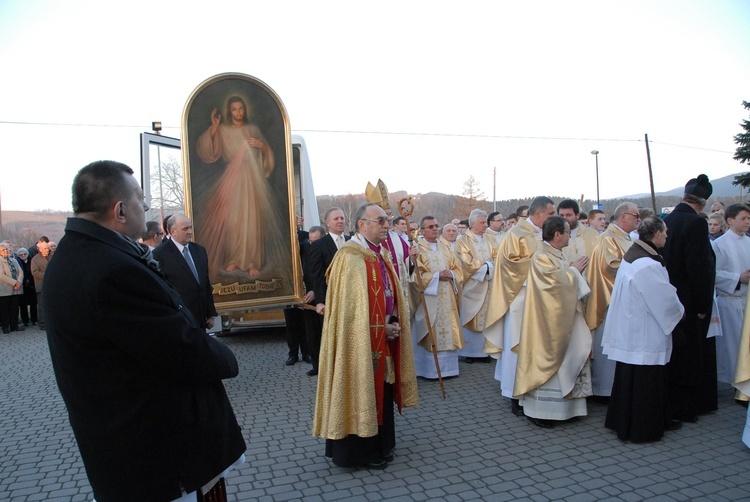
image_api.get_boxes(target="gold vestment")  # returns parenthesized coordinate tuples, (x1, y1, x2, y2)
(483, 218, 542, 354)
(514, 243, 590, 397)
(584, 224, 633, 331)
(455, 231, 498, 332)
(411, 238, 463, 352)
(735, 293, 750, 396)
(312, 240, 418, 440)
(562, 224, 600, 263)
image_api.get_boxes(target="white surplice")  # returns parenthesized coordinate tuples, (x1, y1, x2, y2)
(712, 231, 750, 383)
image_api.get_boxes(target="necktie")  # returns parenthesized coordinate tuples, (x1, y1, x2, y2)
(337, 235, 345, 249)
(182, 246, 199, 282)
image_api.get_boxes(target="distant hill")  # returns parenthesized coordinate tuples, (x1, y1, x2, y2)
(622, 173, 745, 199)
(3, 173, 748, 246)
(0, 211, 70, 248)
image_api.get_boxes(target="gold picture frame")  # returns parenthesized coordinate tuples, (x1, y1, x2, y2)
(182, 73, 303, 312)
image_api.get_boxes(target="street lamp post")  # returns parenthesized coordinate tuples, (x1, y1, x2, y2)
(591, 150, 600, 209)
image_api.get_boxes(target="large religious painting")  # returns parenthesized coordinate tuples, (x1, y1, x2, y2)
(182, 73, 303, 311)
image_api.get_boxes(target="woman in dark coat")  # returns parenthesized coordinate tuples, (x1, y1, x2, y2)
(15, 247, 37, 326)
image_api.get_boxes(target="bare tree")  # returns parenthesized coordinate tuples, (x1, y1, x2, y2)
(0, 222, 44, 249)
(150, 154, 185, 219)
(462, 175, 486, 203)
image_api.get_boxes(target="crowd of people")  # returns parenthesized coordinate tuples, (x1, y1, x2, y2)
(305, 175, 750, 470)
(0, 236, 56, 333)
(4, 163, 750, 499)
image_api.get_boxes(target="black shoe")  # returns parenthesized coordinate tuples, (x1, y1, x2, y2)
(2, 328, 9, 334)
(528, 417, 555, 428)
(675, 414, 698, 423)
(464, 357, 474, 364)
(384, 450, 394, 462)
(13, 326, 25, 332)
(665, 419, 683, 431)
(359, 458, 387, 470)
(285, 356, 298, 366)
(23, 322, 29, 326)
(736, 399, 749, 408)
(307, 369, 318, 376)
(302, 354, 312, 363)
(511, 399, 524, 417)
(478, 357, 492, 363)
(590, 395, 610, 405)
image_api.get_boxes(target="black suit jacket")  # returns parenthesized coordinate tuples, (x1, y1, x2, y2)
(309, 233, 348, 306)
(153, 239, 217, 328)
(300, 238, 315, 300)
(44, 218, 245, 502)
(662, 202, 716, 315)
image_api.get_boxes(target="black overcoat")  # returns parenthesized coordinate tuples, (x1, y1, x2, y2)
(44, 218, 245, 502)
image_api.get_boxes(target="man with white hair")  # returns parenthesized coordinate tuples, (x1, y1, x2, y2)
(585, 202, 639, 401)
(455, 209, 498, 363)
(440, 224, 459, 251)
(31, 241, 52, 330)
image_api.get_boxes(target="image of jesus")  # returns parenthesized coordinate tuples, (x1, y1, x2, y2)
(196, 96, 275, 277)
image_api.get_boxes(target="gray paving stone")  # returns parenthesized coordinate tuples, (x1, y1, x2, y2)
(3, 328, 750, 501)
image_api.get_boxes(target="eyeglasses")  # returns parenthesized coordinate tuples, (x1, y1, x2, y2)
(156, 232, 165, 236)
(422, 224, 439, 230)
(361, 217, 388, 225)
(627, 213, 642, 219)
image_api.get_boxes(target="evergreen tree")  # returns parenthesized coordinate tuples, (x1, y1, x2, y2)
(732, 100, 750, 190)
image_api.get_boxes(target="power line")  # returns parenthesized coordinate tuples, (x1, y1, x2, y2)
(0, 120, 734, 154)
(295, 128, 641, 143)
(0, 120, 159, 129)
(0, 120, 639, 142)
(648, 140, 733, 154)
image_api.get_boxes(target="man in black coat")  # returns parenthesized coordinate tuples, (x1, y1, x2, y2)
(154, 214, 218, 330)
(45, 161, 245, 502)
(308, 207, 348, 376)
(662, 174, 718, 422)
(282, 225, 314, 366)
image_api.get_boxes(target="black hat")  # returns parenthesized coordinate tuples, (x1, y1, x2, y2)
(684, 174, 712, 199)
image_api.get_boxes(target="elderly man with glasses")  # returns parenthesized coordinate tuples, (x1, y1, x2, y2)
(584, 201, 640, 402)
(410, 216, 463, 379)
(313, 203, 418, 470)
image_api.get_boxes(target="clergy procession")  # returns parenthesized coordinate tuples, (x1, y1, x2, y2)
(311, 174, 750, 471)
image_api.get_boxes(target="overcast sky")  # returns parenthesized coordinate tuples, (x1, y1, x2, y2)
(1, 0, 749, 212)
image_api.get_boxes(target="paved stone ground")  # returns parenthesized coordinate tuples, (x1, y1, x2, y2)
(2, 326, 748, 502)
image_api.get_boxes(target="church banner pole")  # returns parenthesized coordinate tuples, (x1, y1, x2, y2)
(397, 197, 446, 399)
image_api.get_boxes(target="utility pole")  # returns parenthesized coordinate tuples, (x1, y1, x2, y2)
(644, 133, 656, 212)
(493, 166, 497, 212)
